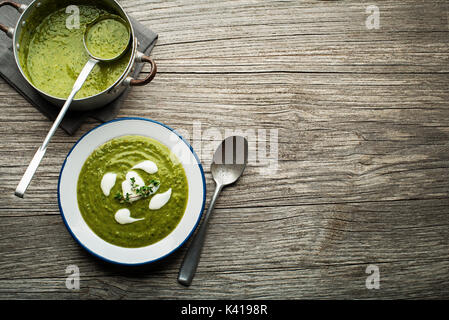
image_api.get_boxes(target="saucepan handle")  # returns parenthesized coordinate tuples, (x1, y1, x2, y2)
(0, 1, 26, 38)
(128, 52, 157, 87)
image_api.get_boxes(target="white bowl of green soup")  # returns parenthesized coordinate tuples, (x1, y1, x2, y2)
(58, 118, 206, 265)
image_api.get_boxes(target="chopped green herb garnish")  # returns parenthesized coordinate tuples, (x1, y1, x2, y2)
(114, 179, 160, 204)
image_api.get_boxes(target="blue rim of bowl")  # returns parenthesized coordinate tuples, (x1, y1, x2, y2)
(57, 117, 207, 266)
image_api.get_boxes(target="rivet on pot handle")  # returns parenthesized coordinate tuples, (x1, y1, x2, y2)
(0, 1, 27, 38)
(125, 51, 157, 87)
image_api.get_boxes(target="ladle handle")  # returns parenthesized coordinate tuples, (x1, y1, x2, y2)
(0, 1, 26, 38)
(178, 183, 223, 286)
(15, 59, 98, 198)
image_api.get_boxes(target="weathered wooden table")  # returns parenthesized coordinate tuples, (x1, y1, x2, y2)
(1, 0, 448, 299)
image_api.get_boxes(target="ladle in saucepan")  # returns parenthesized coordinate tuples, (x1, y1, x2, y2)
(15, 16, 132, 198)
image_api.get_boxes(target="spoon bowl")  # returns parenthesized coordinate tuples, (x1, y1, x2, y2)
(211, 136, 248, 186)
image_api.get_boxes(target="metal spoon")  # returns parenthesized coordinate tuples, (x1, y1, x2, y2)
(15, 16, 131, 198)
(178, 136, 249, 286)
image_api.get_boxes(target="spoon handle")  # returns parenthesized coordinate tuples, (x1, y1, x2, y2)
(15, 59, 98, 198)
(178, 183, 223, 286)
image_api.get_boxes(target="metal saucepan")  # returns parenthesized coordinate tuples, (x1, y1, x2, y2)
(0, 0, 156, 111)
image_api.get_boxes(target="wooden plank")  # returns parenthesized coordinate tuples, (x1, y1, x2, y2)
(0, 199, 448, 299)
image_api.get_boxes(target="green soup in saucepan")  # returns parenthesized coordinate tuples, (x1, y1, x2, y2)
(77, 136, 189, 248)
(23, 5, 131, 99)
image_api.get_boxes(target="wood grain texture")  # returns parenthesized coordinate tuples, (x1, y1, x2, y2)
(0, 0, 448, 299)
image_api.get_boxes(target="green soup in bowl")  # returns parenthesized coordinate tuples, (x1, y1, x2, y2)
(58, 118, 206, 265)
(77, 135, 189, 248)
